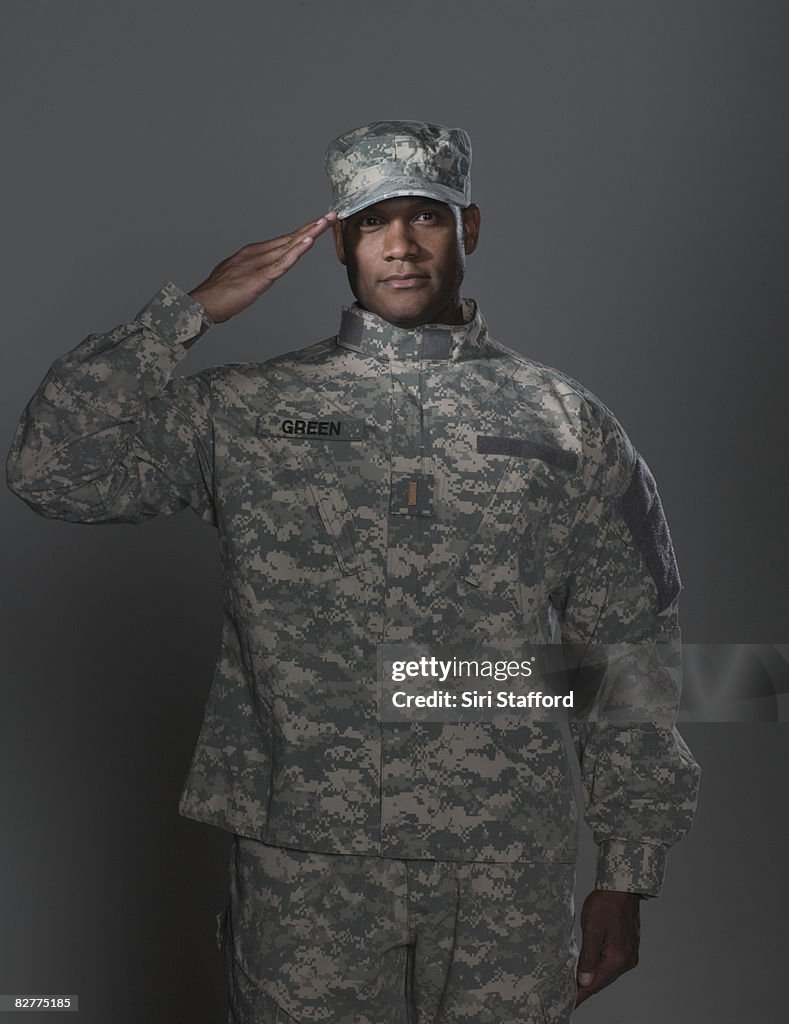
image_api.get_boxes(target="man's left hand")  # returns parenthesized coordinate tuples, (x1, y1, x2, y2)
(574, 889, 641, 1007)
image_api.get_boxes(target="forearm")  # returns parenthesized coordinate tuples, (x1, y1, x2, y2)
(6, 282, 214, 523)
(569, 625, 701, 896)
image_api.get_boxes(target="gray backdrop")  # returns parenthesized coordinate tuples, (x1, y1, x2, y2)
(2, 1, 787, 1021)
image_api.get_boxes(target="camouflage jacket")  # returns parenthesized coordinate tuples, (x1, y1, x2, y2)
(6, 282, 700, 895)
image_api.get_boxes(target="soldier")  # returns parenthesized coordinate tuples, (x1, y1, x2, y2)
(6, 121, 700, 1023)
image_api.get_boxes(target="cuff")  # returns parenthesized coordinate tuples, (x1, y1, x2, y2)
(595, 839, 667, 897)
(134, 281, 214, 350)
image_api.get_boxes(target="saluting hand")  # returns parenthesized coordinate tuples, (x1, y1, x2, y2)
(188, 211, 338, 324)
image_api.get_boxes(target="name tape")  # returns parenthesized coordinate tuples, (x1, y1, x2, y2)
(257, 417, 366, 440)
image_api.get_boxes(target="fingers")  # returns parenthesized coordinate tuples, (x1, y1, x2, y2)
(575, 943, 631, 1006)
(247, 212, 337, 283)
(575, 924, 605, 1005)
(574, 891, 640, 1007)
(188, 211, 339, 322)
(279, 212, 336, 257)
(246, 212, 338, 256)
(261, 231, 318, 279)
(300, 210, 338, 241)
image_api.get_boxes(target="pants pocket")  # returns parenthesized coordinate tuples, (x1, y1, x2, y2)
(216, 904, 229, 951)
(535, 955, 578, 1023)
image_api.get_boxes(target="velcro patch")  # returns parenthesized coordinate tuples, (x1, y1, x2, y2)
(390, 472, 434, 516)
(421, 329, 452, 360)
(617, 455, 681, 612)
(477, 434, 578, 471)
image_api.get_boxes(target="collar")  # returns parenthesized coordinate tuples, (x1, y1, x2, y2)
(335, 297, 488, 362)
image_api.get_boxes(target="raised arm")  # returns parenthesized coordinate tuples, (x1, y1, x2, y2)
(6, 214, 337, 526)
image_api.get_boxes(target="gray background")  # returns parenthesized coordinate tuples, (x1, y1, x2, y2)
(2, 1, 787, 1021)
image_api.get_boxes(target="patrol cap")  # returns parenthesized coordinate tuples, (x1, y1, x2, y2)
(325, 120, 472, 220)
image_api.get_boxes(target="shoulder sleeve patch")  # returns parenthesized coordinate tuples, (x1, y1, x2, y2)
(617, 455, 681, 613)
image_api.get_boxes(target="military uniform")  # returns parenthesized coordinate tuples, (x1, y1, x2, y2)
(6, 121, 700, 1023)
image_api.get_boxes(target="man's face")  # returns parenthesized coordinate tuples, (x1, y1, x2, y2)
(332, 196, 480, 328)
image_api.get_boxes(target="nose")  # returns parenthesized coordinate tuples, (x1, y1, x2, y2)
(382, 218, 420, 261)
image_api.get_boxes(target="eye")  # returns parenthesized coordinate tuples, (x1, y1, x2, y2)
(415, 210, 437, 222)
(358, 215, 383, 228)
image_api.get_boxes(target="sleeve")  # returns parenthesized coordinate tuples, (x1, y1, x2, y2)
(554, 411, 701, 897)
(5, 281, 218, 527)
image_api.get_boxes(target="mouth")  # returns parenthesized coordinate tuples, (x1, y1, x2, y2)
(380, 274, 430, 289)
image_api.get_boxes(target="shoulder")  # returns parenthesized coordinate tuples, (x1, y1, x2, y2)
(181, 334, 343, 397)
(485, 336, 636, 499)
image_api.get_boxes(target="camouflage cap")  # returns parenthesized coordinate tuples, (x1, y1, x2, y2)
(325, 120, 472, 219)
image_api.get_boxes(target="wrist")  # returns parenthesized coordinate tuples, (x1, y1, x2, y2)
(187, 288, 222, 324)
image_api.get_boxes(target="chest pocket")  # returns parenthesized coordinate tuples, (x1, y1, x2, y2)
(457, 438, 579, 588)
(244, 447, 364, 586)
(305, 453, 364, 576)
(457, 459, 531, 588)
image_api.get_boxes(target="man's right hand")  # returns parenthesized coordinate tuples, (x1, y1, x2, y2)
(188, 212, 338, 324)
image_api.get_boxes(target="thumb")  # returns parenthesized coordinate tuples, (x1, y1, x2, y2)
(577, 928, 604, 987)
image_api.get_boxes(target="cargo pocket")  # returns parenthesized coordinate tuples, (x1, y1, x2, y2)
(225, 941, 301, 1023)
(535, 955, 578, 1023)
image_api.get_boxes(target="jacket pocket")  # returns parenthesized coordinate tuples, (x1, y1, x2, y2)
(457, 440, 578, 589)
(304, 452, 364, 576)
(223, 445, 364, 588)
(457, 458, 531, 587)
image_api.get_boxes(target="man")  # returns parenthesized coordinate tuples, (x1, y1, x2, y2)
(6, 121, 700, 1023)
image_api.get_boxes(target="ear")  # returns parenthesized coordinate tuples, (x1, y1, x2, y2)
(461, 204, 481, 256)
(332, 220, 347, 265)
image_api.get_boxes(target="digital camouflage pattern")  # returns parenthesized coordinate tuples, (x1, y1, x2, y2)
(325, 120, 472, 219)
(220, 837, 577, 1023)
(6, 281, 700, 902)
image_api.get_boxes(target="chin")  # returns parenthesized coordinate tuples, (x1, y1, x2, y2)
(374, 297, 439, 328)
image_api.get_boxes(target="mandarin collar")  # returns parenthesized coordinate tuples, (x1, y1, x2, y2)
(336, 298, 488, 362)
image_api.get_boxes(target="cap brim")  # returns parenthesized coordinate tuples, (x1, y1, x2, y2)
(334, 178, 469, 219)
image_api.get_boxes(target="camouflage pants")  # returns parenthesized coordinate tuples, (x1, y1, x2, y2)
(218, 837, 578, 1024)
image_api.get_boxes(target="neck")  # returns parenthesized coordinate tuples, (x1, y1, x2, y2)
(369, 295, 467, 328)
